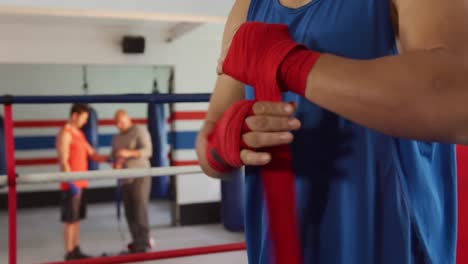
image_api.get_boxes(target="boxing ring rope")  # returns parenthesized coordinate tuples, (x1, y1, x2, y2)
(1, 93, 246, 264)
(12, 165, 202, 185)
(44, 242, 247, 264)
(0, 93, 211, 104)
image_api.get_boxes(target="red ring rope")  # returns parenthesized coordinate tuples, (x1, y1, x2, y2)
(42, 242, 246, 264)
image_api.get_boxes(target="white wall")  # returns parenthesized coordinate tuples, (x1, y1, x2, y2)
(0, 64, 165, 119)
(0, 0, 232, 21)
(0, 22, 171, 65)
(0, 21, 225, 205)
(168, 24, 224, 204)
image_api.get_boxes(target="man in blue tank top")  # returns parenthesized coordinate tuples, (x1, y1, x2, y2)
(196, 0, 468, 263)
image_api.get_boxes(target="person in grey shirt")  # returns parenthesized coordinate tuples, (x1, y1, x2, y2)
(112, 109, 153, 253)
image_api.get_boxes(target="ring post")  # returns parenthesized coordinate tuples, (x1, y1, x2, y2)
(4, 102, 17, 264)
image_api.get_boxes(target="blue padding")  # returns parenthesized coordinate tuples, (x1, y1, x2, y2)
(0, 93, 211, 104)
(99, 135, 113, 147)
(15, 135, 107, 150)
(15, 131, 198, 150)
(14, 136, 55, 150)
(14, 135, 111, 150)
(82, 108, 99, 170)
(0, 115, 6, 175)
(221, 170, 245, 232)
(148, 102, 169, 199)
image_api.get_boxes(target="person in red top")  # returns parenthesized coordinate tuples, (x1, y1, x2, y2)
(55, 103, 108, 260)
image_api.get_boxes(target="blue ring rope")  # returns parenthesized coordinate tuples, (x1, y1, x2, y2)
(0, 93, 211, 104)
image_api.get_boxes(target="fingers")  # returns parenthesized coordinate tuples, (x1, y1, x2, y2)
(245, 115, 301, 132)
(252, 101, 297, 116)
(240, 149, 271, 166)
(242, 131, 294, 148)
(218, 101, 300, 167)
(241, 100, 299, 155)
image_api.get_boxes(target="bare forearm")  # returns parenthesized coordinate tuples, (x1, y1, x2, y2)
(129, 150, 142, 159)
(196, 75, 245, 178)
(119, 149, 149, 159)
(59, 162, 71, 172)
(196, 121, 224, 178)
(306, 48, 468, 143)
(91, 153, 108, 162)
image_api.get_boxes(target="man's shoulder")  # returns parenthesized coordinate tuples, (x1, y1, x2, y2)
(112, 131, 122, 144)
(57, 126, 71, 138)
(133, 125, 149, 134)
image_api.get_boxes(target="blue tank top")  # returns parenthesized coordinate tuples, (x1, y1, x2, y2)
(244, 1, 457, 264)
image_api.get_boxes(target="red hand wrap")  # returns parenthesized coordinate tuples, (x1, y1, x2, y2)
(279, 47, 320, 96)
(222, 22, 313, 264)
(223, 22, 320, 97)
(206, 100, 255, 173)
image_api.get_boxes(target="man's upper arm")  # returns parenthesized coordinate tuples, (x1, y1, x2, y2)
(219, 0, 250, 62)
(137, 127, 153, 158)
(394, 0, 468, 52)
(205, 0, 250, 123)
(85, 140, 96, 156)
(110, 137, 116, 160)
(56, 130, 71, 164)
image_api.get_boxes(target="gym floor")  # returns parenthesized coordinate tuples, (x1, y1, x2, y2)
(0, 201, 247, 264)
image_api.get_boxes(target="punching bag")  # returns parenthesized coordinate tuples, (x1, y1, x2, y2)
(147, 102, 169, 199)
(82, 107, 99, 171)
(221, 169, 245, 231)
(0, 115, 6, 182)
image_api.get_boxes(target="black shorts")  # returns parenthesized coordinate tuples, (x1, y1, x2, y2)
(60, 189, 87, 223)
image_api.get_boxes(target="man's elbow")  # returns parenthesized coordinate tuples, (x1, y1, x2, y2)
(453, 126, 468, 145)
(436, 114, 468, 144)
(137, 149, 151, 159)
(58, 161, 69, 171)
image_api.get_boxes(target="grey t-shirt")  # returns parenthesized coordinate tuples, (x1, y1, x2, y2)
(111, 125, 152, 169)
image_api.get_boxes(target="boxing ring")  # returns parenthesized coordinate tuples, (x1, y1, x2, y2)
(0, 94, 246, 264)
